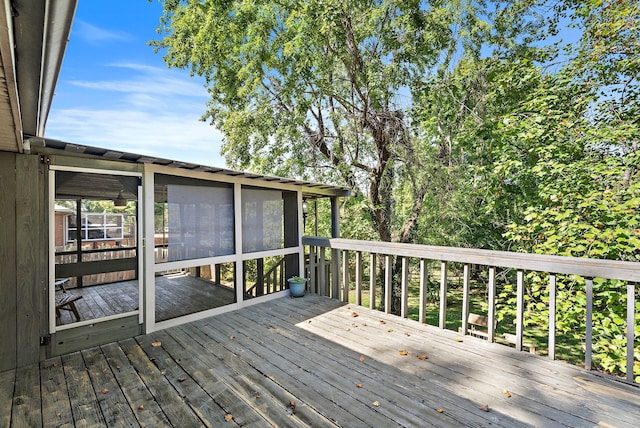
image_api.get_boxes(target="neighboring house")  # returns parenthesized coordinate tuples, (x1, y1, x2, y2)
(0, 1, 348, 371)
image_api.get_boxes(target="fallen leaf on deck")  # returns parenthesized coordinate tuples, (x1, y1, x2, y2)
(372, 401, 380, 407)
(138, 405, 144, 410)
(417, 354, 428, 360)
(359, 355, 366, 362)
(387, 328, 393, 332)
(307, 320, 312, 323)
(436, 408, 444, 413)
(345, 328, 351, 331)
(502, 389, 511, 398)
(356, 383, 363, 388)
(399, 350, 409, 356)
(351, 312, 359, 317)
(454, 337, 464, 342)
(101, 388, 109, 394)
(116, 365, 121, 369)
(225, 414, 233, 421)
(151, 341, 161, 347)
(178, 377, 186, 382)
(160, 370, 166, 375)
(229, 335, 235, 340)
(289, 400, 296, 410)
(379, 320, 386, 324)
(404, 332, 411, 337)
(479, 404, 490, 412)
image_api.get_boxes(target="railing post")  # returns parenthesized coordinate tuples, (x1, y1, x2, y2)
(488, 267, 496, 343)
(384, 255, 392, 314)
(516, 270, 524, 352)
(355, 251, 362, 306)
(627, 282, 635, 383)
(318, 247, 326, 297)
(585, 277, 593, 370)
(439, 261, 447, 329)
(461, 263, 470, 335)
(342, 250, 349, 303)
(369, 253, 376, 310)
(549, 273, 557, 360)
(419, 259, 428, 324)
(401, 257, 409, 318)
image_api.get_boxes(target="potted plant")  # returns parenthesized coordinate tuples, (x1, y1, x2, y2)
(287, 276, 307, 297)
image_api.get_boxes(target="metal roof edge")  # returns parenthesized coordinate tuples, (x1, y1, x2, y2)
(28, 136, 352, 197)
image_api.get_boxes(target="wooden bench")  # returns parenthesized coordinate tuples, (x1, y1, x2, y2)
(55, 278, 82, 321)
(459, 313, 492, 339)
(460, 313, 536, 354)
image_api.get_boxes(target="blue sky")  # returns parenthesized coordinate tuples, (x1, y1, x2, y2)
(46, 1, 226, 167)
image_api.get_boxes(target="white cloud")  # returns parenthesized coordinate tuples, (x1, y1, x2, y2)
(73, 21, 131, 44)
(47, 63, 226, 167)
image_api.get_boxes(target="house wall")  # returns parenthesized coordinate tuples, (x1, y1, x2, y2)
(0, 151, 48, 371)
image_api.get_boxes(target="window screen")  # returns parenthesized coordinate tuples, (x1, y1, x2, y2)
(167, 184, 234, 261)
(242, 188, 283, 253)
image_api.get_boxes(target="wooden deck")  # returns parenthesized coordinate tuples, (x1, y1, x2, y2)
(57, 274, 236, 325)
(4, 295, 639, 427)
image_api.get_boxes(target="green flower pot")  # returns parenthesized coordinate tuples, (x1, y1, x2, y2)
(288, 277, 306, 297)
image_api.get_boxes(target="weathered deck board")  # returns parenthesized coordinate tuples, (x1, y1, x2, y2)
(1, 294, 638, 427)
(0, 369, 15, 426)
(40, 357, 74, 427)
(281, 296, 637, 427)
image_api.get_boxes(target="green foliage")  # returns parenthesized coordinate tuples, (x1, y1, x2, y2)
(155, 0, 639, 380)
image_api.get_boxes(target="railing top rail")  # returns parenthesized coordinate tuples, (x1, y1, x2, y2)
(302, 236, 640, 282)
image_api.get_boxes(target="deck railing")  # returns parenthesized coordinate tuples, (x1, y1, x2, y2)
(302, 236, 640, 384)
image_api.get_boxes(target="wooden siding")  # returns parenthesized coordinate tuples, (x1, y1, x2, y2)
(0, 152, 48, 371)
(1, 295, 638, 427)
(0, 152, 18, 370)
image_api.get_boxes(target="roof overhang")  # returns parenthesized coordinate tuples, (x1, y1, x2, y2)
(0, 0, 77, 153)
(28, 136, 352, 199)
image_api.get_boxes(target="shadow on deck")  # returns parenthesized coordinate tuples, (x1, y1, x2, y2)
(3, 295, 639, 427)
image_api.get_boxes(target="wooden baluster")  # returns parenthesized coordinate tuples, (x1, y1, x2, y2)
(419, 259, 428, 324)
(488, 266, 496, 343)
(331, 249, 340, 299)
(585, 277, 593, 370)
(342, 250, 349, 302)
(369, 254, 376, 310)
(516, 270, 525, 352)
(309, 246, 316, 294)
(384, 255, 392, 314)
(401, 257, 409, 318)
(439, 261, 447, 329)
(461, 264, 470, 336)
(319, 247, 326, 297)
(627, 282, 635, 382)
(549, 273, 557, 360)
(355, 251, 362, 306)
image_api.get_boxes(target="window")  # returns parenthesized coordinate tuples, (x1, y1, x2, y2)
(66, 213, 125, 243)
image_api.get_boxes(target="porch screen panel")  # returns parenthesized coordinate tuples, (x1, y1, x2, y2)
(167, 185, 234, 261)
(242, 188, 283, 253)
